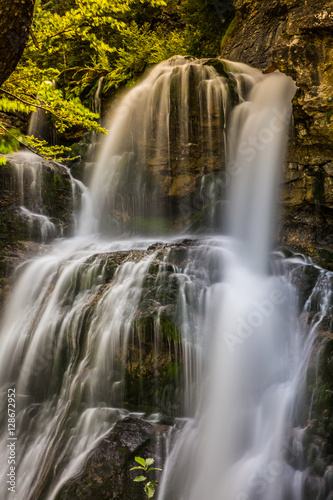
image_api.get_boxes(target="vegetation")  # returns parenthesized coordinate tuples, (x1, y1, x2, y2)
(0, 0, 233, 163)
(130, 456, 162, 499)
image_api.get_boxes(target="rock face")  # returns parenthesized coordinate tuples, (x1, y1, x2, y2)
(62, 240, 199, 416)
(41, 249, 333, 500)
(221, 0, 333, 268)
(303, 334, 333, 499)
(279, 254, 333, 498)
(0, 153, 73, 240)
(57, 417, 172, 500)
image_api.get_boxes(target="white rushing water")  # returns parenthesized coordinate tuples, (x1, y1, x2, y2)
(156, 65, 301, 500)
(81, 56, 235, 236)
(0, 56, 330, 500)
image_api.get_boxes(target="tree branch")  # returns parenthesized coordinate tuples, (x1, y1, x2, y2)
(0, 122, 43, 158)
(0, 88, 64, 124)
(30, 28, 40, 49)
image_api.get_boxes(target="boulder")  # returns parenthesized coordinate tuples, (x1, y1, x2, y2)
(57, 416, 174, 500)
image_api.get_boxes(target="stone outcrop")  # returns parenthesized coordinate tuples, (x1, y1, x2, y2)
(221, 0, 333, 268)
(302, 334, 333, 499)
(0, 154, 73, 239)
(57, 417, 174, 500)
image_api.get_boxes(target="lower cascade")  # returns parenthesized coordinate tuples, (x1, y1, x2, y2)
(0, 56, 332, 500)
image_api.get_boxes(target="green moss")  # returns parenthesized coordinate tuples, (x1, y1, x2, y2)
(280, 32, 294, 40)
(203, 59, 229, 78)
(159, 314, 181, 342)
(127, 217, 173, 236)
(117, 446, 128, 453)
(326, 111, 332, 124)
(319, 340, 333, 386)
(221, 11, 243, 50)
(164, 361, 180, 383)
(314, 170, 325, 201)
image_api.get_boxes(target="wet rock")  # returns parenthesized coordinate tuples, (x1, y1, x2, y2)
(302, 334, 333, 494)
(0, 153, 74, 242)
(0, 240, 47, 312)
(288, 263, 321, 311)
(57, 417, 172, 500)
(0, 153, 76, 308)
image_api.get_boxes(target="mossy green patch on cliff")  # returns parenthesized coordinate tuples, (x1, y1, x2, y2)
(127, 217, 173, 236)
(220, 11, 243, 51)
(280, 32, 295, 40)
(203, 59, 229, 78)
(41, 169, 72, 222)
(159, 314, 181, 342)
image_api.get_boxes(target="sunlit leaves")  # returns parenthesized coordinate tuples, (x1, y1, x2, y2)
(0, 97, 35, 114)
(0, 127, 24, 164)
(25, 136, 77, 161)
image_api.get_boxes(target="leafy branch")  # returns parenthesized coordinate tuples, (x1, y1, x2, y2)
(0, 123, 78, 165)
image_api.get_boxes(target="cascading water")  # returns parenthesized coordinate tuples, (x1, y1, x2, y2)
(8, 151, 58, 243)
(28, 81, 58, 146)
(0, 56, 330, 500)
(81, 56, 234, 236)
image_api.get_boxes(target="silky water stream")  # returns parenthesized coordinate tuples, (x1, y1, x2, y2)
(0, 57, 331, 500)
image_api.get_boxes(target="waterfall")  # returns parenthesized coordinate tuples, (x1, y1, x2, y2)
(81, 56, 234, 236)
(156, 67, 300, 500)
(0, 56, 330, 500)
(28, 81, 57, 146)
(8, 152, 59, 242)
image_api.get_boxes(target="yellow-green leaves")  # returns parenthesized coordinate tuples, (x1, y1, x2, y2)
(0, 97, 35, 114)
(25, 136, 77, 162)
(0, 127, 23, 164)
(130, 456, 162, 499)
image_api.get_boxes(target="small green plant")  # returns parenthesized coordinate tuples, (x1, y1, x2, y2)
(130, 456, 162, 499)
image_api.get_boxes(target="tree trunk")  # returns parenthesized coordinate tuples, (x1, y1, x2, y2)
(0, 0, 35, 87)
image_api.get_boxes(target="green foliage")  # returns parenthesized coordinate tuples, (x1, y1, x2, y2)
(0, 123, 77, 165)
(130, 456, 162, 499)
(25, 136, 76, 162)
(0, 97, 34, 114)
(180, 0, 233, 56)
(221, 10, 243, 50)
(21, 0, 229, 98)
(0, 127, 24, 164)
(0, 0, 234, 163)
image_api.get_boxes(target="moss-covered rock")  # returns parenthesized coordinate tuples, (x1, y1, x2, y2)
(61, 241, 199, 416)
(0, 154, 74, 242)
